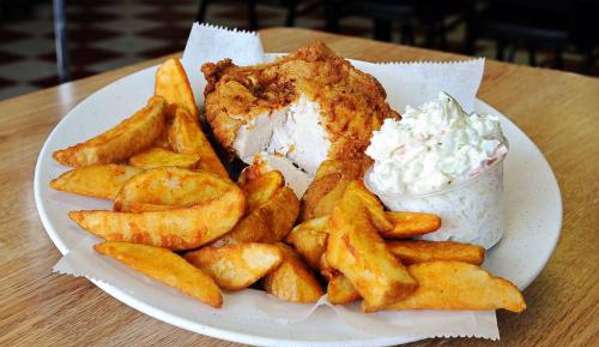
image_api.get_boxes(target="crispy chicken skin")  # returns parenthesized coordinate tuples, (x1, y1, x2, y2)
(201, 41, 400, 161)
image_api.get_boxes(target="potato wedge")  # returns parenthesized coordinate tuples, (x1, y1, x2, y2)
(184, 243, 283, 290)
(263, 243, 324, 303)
(285, 216, 329, 269)
(113, 167, 236, 212)
(70, 188, 246, 251)
(50, 164, 143, 200)
(318, 252, 335, 280)
(327, 273, 361, 305)
(124, 203, 178, 213)
(300, 158, 371, 221)
(155, 57, 199, 118)
(239, 170, 285, 213)
(95, 241, 221, 308)
(326, 181, 417, 311)
(152, 126, 172, 150)
(129, 147, 200, 169)
(345, 179, 393, 233)
(213, 186, 299, 246)
(53, 96, 166, 167)
(367, 261, 526, 313)
(168, 108, 229, 178)
(383, 211, 441, 239)
(387, 240, 485, 265)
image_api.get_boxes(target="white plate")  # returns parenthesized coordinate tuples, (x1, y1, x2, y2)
(34, 57, 562, 347)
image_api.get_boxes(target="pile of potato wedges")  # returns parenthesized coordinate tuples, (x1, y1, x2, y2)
(50, 58, 525, 314)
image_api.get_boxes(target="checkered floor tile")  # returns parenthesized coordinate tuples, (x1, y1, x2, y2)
(0, 0, 596, 100)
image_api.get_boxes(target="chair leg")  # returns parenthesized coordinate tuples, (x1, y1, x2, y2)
(285, 0, 297, 27)
(506, 44, 517, 62)
(583, 48, 595, 74)
(53, 0, 70, 83)
(529, 46, 537, 66)
(196, 0, 209, 23)
(439, 23, 448, 51)
(424, 21, 436, 47)
(401, 25, 414, 45)
(463, 1, 477, 54)
(496, 41, 505, 60)
(373, 19, 392, 42)
(248, 0, 258, 30)
(555, 49, 563, 69)
(324, 0, 340, 32)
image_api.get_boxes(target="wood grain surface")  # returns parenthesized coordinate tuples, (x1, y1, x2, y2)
(0, 28, 597, 347)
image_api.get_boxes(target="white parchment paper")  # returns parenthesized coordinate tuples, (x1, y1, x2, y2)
(54, 23, 499, 341)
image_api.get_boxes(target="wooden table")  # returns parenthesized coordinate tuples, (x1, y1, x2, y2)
(1, 28, 597, 347)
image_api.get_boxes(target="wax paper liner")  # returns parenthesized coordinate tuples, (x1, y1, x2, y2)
(53, 23, 500, 341)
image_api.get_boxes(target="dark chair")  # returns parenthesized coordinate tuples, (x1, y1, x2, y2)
(325, 0, 472, 47)
(571, 0, 599, 73)
(197, 0, 322, 30)
(465, 0, 573, 67)
(53, 0, 70, 82)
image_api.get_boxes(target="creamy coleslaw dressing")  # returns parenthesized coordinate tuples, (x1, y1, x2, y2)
(366, 92, 507, 195)
(365, 92, 508, 249)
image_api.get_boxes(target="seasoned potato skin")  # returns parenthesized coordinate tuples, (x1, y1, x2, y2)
(184, 242, 283, 290)
(263, 243, 324, 303)
(95, 241, 222, 308)
(50, 164, 143, 200)
(71, 187, 246, 251)
(168, 108, 229, 178)
(326, 181, 417, 311)
(53, 96, 166, 167)
(364, 261, 526, 313)
(155, 57, 199, 118)
(213, 186, 299, 246)
(113, 167, 236, 212)
(128, 147, 200, 169)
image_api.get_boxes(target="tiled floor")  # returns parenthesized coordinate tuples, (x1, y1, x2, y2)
(0, 0, 596, 100)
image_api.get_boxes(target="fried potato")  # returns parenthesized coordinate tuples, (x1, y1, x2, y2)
(70, 188, 246, 251)
(184, 243, 283, 290)
(318, 252, 335, 280)
(300, 158, 371, 221)
(367, 261, 526, 313)
(239, 170, 285, 213)
(168, 108, 229, 178)
(155, 57, 199, 118)
(129, 147, 200, 169)
(387, 240, 485, 265)
(113, 167, 235, 212)
(152, 126, 172, 150)
(50, 164, 143, 200)
(327, 273, 361, 305)
(95, 241, 221, 308)
(262, 243, 324, 303)
(383, 211, 441, 239)
(326, 181, 417, 311)
(301, 173, 347, 220)
(284, 216, 329, 269)
(53, 97, 166, 167)
(124, 203, 178, 213)
(213, 186, 299, 246)
(345, 179, 393, 233)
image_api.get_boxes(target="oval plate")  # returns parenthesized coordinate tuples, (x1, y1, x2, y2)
(34, 57, 562, 347)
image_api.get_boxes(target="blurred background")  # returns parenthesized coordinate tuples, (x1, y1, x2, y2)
(0, 0, 597, 100)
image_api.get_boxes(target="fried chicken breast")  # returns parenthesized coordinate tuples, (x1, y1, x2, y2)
(201, 41, 400, 175)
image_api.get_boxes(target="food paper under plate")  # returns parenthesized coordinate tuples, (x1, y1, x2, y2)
(53, 23, 499, 341)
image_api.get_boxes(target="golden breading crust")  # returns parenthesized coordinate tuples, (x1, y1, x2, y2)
(201, 41, 400, 161)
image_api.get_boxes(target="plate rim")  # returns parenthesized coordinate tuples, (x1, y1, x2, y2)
(33, 61, 562, 347)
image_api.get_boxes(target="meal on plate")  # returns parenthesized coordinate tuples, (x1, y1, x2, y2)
(49, 42, 525, 313)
